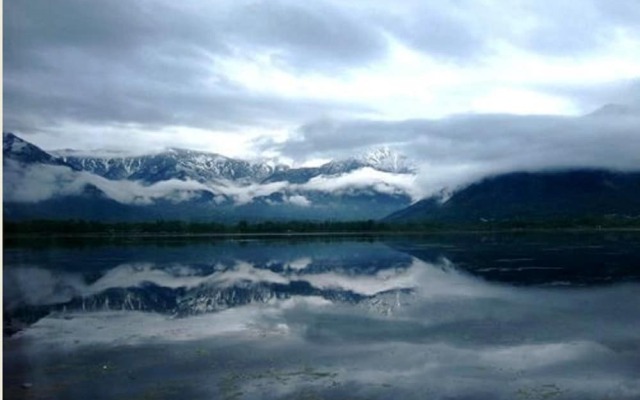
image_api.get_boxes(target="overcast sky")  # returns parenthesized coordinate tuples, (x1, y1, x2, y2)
(4, 0, 640, 179)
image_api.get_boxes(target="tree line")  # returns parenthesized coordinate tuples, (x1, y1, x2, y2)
(4, 216, 640, 236)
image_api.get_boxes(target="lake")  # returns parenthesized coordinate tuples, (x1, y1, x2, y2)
(4, 232, 640, 399)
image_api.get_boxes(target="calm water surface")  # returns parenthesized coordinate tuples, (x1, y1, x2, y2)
(4, 233, 640, 399)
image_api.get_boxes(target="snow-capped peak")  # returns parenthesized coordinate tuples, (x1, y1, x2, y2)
(3, 132, 27, 154)
(357, 147, 416, 174)
(3, 132, 69, 167)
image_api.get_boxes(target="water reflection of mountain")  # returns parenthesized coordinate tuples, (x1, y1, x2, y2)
(4, 240, 416, 334)
(5, 234, 640, 336)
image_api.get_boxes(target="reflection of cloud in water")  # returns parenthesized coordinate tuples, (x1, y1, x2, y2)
(3, 266, 86, 308)
(6, 253, 640, 399)
(11, 258, 640, 348)
(86, 261, 294, 294)
(8, 257, 482, 343)
(286, 257, 312, 271)
(298, 257, 498, 298)
(6, 257, 435, 309)
(16, 296, 332, 348)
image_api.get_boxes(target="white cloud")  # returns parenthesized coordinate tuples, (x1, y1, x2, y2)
(297, 167, 421, 200)
(3, 160, 226, 204)
(219, 181, 289, 205)
(286, 195, 312, 207)
(3, 161, 80, 202)
(3, 267, 86, 308)
(287, 257, 313, 271)
(87, 263, 217, 294)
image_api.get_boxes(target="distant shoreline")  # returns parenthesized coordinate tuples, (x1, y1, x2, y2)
(5, 227, 640, 240)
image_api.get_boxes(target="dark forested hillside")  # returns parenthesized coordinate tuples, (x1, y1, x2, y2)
(385, 170, 640, 224)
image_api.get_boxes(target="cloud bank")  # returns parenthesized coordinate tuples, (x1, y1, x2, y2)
(275, 111, 640, 194)
(4, 0, 640, 159)
(4, 159, 418, 205)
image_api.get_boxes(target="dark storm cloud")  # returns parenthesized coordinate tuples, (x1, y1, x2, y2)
(3, 0, 384, 134)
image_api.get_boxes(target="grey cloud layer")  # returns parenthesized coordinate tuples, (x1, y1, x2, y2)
(276, 112, 640, 193)
(5, 0, 639, 136)
(540, 79, 640, 112)
(4, 0, 382, 134)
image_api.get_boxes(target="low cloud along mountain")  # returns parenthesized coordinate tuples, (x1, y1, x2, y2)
(3, 133, 416, 221)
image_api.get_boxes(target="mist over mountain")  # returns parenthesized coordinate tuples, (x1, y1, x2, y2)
(3, 133, 415, 222)
(385, 170, 640, 224)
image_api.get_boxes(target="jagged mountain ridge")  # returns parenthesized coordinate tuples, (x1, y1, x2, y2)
(53, 147, 291, 184)
(4, 132, 416, 187)
(4, 247, 416, 334)
(4, 278, 406, 336)
(357, 146, 415, 174)
(264, 148, 415, 184)
(3, 133, 415, 221)
(53, 146, 415, 185)
(3, 132, 74, 168)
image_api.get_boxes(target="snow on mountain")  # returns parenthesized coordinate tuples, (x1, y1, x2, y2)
(4, 133, 417, 220)
(50, 143, 416, 187)
(3, 132, 26, 153)
(261, 148, 415, 187)
(53, 147, 291, 184)
(357, 146, 416, 174)
(3, 132, 72, 167)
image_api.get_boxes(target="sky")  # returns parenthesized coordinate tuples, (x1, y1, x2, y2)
(4, 0, 640, 185)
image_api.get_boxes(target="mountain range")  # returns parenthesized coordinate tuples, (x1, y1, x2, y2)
(3, 132, 416, 222)
(5, 132, 640, 225)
